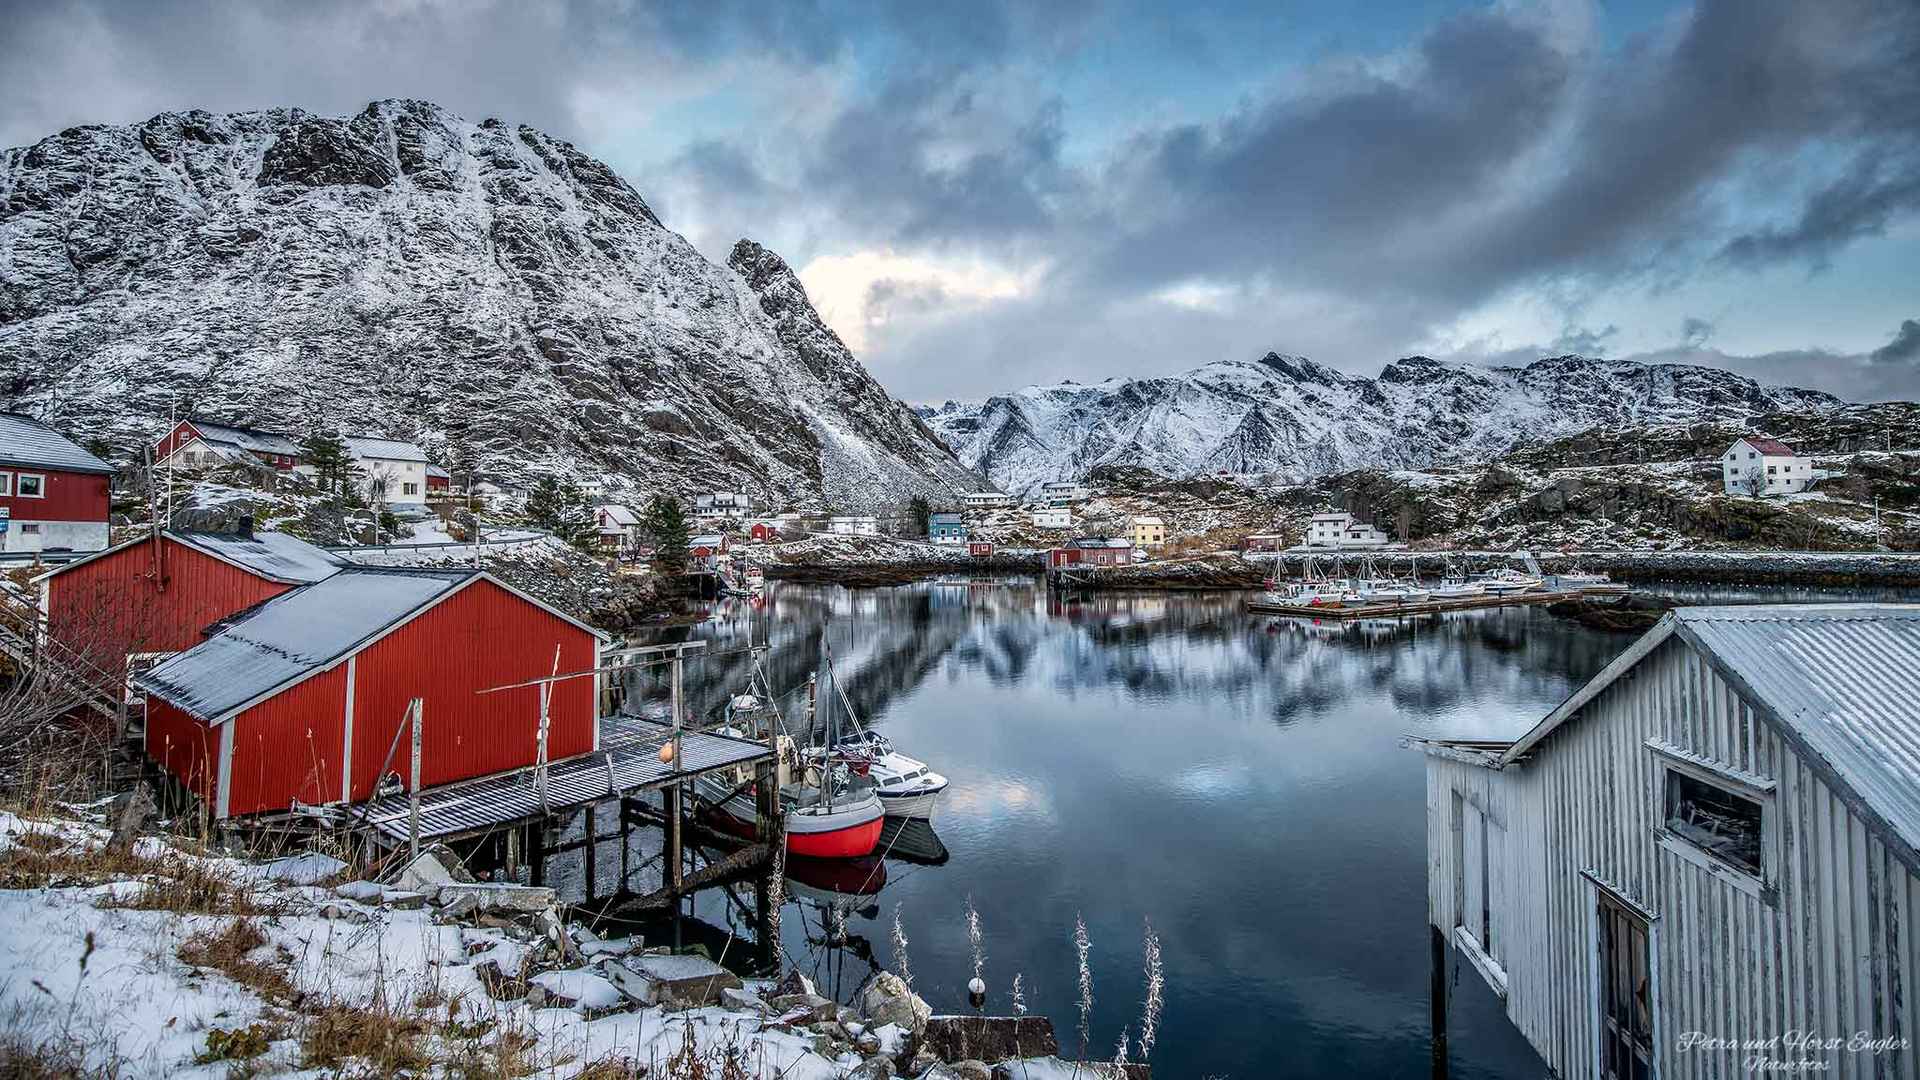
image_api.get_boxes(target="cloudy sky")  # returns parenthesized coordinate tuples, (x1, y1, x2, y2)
(3, 0, 1917, 403)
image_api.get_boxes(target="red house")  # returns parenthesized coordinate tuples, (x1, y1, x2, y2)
(748, 521, 781, 543)
(36, 527, 343, 691)
(968, 541, 996, 558)
(134, 566, 606, 819)
(153, 419, 303, 473)
(426, 464, 452, 491)
(0, 413, 115, 555)
(1048, 538, 1133, 568)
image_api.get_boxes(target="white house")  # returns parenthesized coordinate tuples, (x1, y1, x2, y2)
(1414, 605, 1920, 1080)
(828, 515, 879, 536)
(1038, 481, 1090, 506)
(594, 503, 641, 551)
(694, 492, 754, 523)
(340, 436, 431, 515)
(1721, 437, 1813, 496)
(963, 491, 1012, 509)
(1031, 507, 1075, 529)
(1305, 512, 1391, 549)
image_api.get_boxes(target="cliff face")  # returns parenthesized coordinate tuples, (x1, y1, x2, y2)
(923, 351, 1843, 495)
(0, 99, 977, 511)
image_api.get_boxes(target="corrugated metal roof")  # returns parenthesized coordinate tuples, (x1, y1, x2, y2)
(929, 512, 963, 524)
(426, 463, 451, 479)
(0, 413, 114, 474)
(174, 530, 345, 584)
(359, 716, 773, 842)
(344, 436, 429, 463)
(1675, 605, 1920, 860)
(191, 421, 302, 457)
(1738, 436, 1797, 456)
(136, 568, 473, 721)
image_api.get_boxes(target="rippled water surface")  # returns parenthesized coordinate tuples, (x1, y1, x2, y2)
(581, 580, 1882, 1078)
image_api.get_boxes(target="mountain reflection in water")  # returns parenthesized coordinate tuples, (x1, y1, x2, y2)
(597, 579, 1860, 1078)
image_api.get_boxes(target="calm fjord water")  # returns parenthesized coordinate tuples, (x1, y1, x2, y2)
(604, 580, 1855, 1078)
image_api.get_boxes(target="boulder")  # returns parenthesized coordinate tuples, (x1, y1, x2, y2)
(602, 953, 742, 1007)
(433, 882, 555, 915)
(919, 1016, 1059, 1065)
(395, 844, 475, 896)
(848, 1055, 894, 1079)
(859, 972, 931, 1035)
(774, 969, 818, 999)
(949, 1061, 992, 1080)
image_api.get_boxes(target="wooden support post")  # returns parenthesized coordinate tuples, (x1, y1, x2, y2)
(530, 822, 546, 887)
(665, 786, 683, 895)
(505, 825, 521, 881)
(584, 803, 598, 900)
(620, 799, 631, 892)
(1430, 923, 1449, 1080)
(407, 698, 423, 862)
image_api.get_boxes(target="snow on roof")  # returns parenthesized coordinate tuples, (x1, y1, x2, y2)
(689, 534, 725, 547)
(1072, 537, 1133, 549)
(929, 512, 964, 524)
(1131, 515, 1164, 525)
(173, 530, 346, 584)
(1494, 604, 1920, 870)
(597, 504, 639, 526)
(135, 568, 474, 722)
(343, 436, 429, 462)
(189, 421, 302, 457)
(1739, 436, 1798, 456)
(1310, 512, 1352, 521)
(0, 413, 114, 475)
(426, 463, 450, 479)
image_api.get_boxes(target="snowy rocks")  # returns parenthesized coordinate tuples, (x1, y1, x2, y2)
(529, 969, 624, 1013)
(859, 971, 932, 1035)
(394, 844, 475, 898)
(601, 953, 743, 1008)
(433, 882, 555, 916)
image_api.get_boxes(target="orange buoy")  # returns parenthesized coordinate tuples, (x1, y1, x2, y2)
(658, 742, 677, 765)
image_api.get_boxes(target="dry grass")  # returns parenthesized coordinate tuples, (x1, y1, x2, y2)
(177, 920, 296, 1003)
(0, 828, 288, 917)
(572, 1057, 647, 1080)
(298, 1002, 432, 1073)
(0, 1033, 121, 1079)
(442, 1027, 538, 1080)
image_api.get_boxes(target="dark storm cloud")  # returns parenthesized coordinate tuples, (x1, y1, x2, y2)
(1680, 318, 1715, 348)
(1872, 320, 1920, 367)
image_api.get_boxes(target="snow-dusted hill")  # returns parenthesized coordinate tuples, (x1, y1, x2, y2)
(922, 352, 1842, 495)
(0, 99, 976, 511)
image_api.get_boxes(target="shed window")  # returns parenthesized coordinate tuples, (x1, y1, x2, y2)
(0, 472, 10, 496)
(1665, 769, 1762, 876)
(15, 473, 43, 498)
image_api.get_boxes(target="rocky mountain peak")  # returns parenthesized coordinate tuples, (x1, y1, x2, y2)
(0, 99, 973, 510)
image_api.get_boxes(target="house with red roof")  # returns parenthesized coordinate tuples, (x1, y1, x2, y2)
(1721, 437, 1812, 496)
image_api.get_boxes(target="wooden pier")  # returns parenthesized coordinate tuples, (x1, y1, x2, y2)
(1246, 588, 1594, 619)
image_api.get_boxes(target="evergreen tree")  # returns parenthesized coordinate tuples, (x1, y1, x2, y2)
(643, 495, 692, 575)
(300, 430, 355, 494)
(907, 494, 932, 538)
(525, 476, 595, 548)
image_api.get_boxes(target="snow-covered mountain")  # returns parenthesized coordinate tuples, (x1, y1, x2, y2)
(0, 99, 976, 510)
(921, 352, 1843, 495)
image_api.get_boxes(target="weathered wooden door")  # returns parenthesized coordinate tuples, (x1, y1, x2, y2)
(1597, 891, 1654, 1080)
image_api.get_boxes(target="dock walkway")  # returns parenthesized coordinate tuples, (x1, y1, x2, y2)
(1246, 589, 1592, 619)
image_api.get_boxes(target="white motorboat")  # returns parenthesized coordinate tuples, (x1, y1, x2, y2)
(1478, 568, 1545, 595)
(1265, 579, 1364, 607)
(1355, 577, 1432, 604)
(1551, 568, 1626, 594)
(1430, 578, 1487, 599)
(805, 729, 949, 821)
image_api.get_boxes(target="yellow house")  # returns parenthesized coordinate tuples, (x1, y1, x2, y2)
(1130, 515, 1167, 548)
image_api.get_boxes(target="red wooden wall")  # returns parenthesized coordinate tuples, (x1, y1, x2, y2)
(1, 468, 109, 525)
(226, 666, 349, 816)
(44, 537, 295, 687)
(146, 699, 218, 805)
(346, 579, 597, 801)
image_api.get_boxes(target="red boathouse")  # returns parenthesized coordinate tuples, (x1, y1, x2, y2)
(35, 527, 344, 691)
(134, 566, 606, 819)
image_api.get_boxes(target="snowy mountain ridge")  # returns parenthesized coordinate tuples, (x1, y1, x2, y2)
(0, 99, 976, 511)
(921, 351, 1843, 495)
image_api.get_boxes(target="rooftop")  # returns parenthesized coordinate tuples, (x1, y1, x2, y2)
(37, 528, 345, 586)
(189, 420, 302, 458)
(343, 436, 429, 463)
(136, 568, 476, 721)
(0, 413, 114, 475)
(1739, 436, 1798, 456)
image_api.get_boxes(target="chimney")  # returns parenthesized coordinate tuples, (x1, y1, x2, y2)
(234, 514, 254, 539)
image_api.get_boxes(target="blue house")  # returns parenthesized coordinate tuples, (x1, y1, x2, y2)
(929, 511, 968, 544)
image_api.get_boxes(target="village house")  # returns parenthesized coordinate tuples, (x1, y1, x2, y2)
(694, 492, 754, 524)
(1413, 605, 1920, 1080)
(36, 525, 347, 694)
(967, 540, 996, 558)
(688, 533, 730, 569)
(339, 436, 431, 515)
(1038, 481, 1090, 507)
(963, 491, 1011, 509)
(1243, 532, 1289, 553)
(155, 419, 304, 477)
(828, 515, 879, 537)
(1721, 437, 1813, 496)
(426, 464, 453, 493)
(0, 413, 115, 555)
(1305, 511, 1392, 549)
(748, 519, 783, 543)
(1031, 507, 1075, 530)
(593, 503, 641, 552)
(929, 511, 967, 544)
(1048, 537, 1134, 568)
(1130, 515, 1167, 549)
(134, 565, 605, 819)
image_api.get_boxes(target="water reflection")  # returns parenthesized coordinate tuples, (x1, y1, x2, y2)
(607, 579, 1868, 1078)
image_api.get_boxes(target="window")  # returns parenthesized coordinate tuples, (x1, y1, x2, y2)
(15, 473, 43, 498)
(0, 472, 10, 496)
(1767, 466, 1776, 474)
(1664, 768, 1763, 876)
(402, 482, 419, 496)
(1452, 792, 1505, 993)
(21, 523, 40, 534)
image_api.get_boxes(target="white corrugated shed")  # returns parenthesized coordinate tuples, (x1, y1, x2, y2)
(1419, 603, 1920, 1080)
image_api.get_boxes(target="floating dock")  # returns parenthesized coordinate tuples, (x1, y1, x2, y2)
(1246, 588, 1603, 619)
